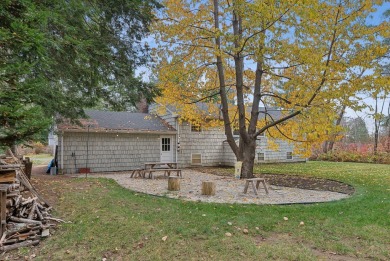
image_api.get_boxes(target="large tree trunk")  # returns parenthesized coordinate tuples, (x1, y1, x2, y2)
(213, 0, 239, 158)
(325, 104, 346, 153)
(323, 140, 329, 153)
(239, 138, 256, 179)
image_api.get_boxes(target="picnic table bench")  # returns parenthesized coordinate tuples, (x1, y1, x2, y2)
(145, 168, 182, 179)
(130, 168, 145, 178)
(129, 162, 181, 179)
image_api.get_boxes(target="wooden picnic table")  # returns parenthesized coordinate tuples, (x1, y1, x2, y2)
(144, 162, 178, 170)
(143, 162, 180, 179)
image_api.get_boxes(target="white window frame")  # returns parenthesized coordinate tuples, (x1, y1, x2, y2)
(190, 123, 202, 133)
(258, 152, 265, 161)
(287, 151, 293, 160)
(191, 153, 202, 165)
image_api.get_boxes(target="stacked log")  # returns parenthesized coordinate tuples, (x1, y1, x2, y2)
(0, 150, 64, 252)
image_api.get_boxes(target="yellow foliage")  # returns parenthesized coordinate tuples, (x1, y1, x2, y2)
(152, 0, 390, 156)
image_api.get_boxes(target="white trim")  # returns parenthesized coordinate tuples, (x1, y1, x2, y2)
(286, 151, 293, 160)
(258, 152, 265, 161)
(60, 133, 64, 170)
(191, 153, 202, 165)
(160, 136, 173, 163)
(175, 117, 179, 163)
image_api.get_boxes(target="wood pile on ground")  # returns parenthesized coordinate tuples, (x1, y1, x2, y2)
(0, 149, 65, 252)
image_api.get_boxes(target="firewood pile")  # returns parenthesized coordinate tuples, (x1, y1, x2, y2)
(0, 150, 64, 252)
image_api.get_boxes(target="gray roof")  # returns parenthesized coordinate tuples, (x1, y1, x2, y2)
(258, 107, 283, 121)
(163, 103, 284, 121)
(59, 110, 176, 132)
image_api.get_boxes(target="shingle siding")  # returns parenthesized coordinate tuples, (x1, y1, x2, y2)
(177, 122, 227, 167)
(57, 105, 305, 174)
(59, 132, 164, 173)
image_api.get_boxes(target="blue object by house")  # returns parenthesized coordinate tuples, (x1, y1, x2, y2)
(46, 159, 55, 174)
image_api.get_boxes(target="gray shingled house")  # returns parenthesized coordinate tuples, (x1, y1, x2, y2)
(57, 110, 177, 173)
(56, 106, 306, 174)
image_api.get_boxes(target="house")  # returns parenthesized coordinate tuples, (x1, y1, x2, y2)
(56, 105, 306, 174)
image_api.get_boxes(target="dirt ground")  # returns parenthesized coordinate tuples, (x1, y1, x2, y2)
(30, 165, 91, 207)
(30, 165, 354, 207)
(199, 167, 355, 195)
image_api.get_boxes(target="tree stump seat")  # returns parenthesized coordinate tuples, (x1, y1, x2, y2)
(243, 178, 269, 195)
(201, 181, 216, 196)
(168, 176, 180, 191)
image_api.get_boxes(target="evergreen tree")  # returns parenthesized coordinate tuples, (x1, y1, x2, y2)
(0, 0, 161, 147)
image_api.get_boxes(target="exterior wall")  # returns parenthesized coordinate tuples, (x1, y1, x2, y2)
(222, 142, 236, 166)
(255, 137, 306, 163)
(58, 132, 175, 174)
(177, 122, 228, 167)
(222, 136, 306, 165)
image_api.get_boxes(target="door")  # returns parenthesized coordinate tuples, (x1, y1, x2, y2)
(160, 136, 173, 163)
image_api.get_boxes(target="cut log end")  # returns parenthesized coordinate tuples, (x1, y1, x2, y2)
(167, 177, 180, 191)
(201, 181, 216, 196)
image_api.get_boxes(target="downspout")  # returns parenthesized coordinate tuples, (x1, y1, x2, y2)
(61, 132, 64, 171)
(176, 116, 179, 164)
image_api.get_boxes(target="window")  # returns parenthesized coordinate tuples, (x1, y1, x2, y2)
(161, 138, 171, 151)
(287, 152, 293, 160)
(191, 124, 202, 132)
(191, 153, 202, 164)
(259, 132, 265, 137)
(258, 152, 265, 161)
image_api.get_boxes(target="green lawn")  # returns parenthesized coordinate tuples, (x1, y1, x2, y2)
(26, 153, 52, 165)
(32, 162, 389, 260)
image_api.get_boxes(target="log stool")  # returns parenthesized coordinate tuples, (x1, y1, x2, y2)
(201, 181, 216, 196)
(168, 176, 180, 191)
(243, 178, 269, 195)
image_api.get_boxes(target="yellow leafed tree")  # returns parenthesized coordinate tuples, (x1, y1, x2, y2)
(153, 0, 389, 178)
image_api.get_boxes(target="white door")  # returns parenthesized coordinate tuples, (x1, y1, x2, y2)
(160, 136, 173, 163)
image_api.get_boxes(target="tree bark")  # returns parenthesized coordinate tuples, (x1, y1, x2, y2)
(323, 140, 329, 153)
(240, 139, 256, 179)
(213, 0, 239, 157)
(327, 105, 346, 152)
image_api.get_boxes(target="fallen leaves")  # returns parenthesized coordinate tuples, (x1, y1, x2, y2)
(162, 236, 168, 242)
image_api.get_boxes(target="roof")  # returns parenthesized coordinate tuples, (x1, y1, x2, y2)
(258, 107, 283, 121)
(58, 110, 176, 133)
(161, 102, 284, 121)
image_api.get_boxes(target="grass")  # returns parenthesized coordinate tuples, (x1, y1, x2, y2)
(29, 162, 389, 260)
(26, 153, 53, 165)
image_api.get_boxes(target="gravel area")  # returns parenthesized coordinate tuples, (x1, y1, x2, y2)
(88, 169, 350, 205)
